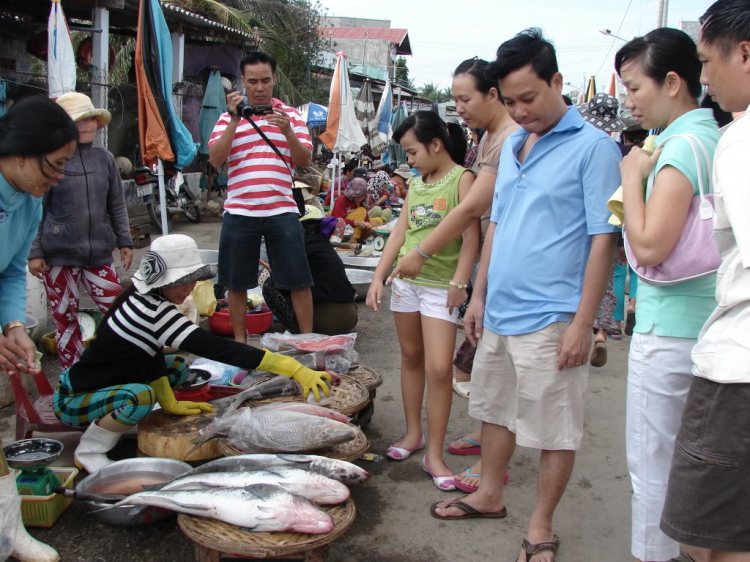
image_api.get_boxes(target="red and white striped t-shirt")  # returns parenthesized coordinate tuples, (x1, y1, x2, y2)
(209, 98, 312, 217)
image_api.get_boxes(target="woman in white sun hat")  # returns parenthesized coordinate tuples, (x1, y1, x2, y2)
(54, 234, 332, 473)
(28, 92, 134, 370)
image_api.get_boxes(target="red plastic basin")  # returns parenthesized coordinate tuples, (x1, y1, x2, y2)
(209, 308, 273, 336)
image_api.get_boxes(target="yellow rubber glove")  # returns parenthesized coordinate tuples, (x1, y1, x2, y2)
(149, 376, 213, 415)
(258, 350, 332, 402)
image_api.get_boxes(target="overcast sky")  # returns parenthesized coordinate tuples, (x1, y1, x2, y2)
(320, 0, 711, 95)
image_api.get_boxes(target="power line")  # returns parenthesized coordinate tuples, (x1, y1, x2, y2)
(594, 0, 634, 78)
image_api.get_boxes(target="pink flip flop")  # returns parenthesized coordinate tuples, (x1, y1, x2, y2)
(454, 469, 511, 493)
(447, 437, 481, 455)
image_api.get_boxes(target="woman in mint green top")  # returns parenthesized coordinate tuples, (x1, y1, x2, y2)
(367, 111, 479, 491)
(616, 29, 719, 562)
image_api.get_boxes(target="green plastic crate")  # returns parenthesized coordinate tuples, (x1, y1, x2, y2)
(20, 467, 78, 527)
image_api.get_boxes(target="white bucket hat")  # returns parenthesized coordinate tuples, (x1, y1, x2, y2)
(55, 92, 111, 129)
(132, 234, 217, 294)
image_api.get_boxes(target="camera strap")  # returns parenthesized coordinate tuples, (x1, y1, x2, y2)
(246, 117, 306, 215)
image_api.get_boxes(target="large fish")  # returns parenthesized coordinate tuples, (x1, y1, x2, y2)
(227, 409, 356, 454)
(250, 403, 350, 424)
(162, 454, 369, 487)
(101, 484, 333, 534)
(153, 467, 350, 505)
(186, 408, 356, 460)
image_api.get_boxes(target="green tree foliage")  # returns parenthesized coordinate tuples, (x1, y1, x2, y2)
(420, 82, 451, 102)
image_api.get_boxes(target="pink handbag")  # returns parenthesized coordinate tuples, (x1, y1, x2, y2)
(624, 133, 721, 286)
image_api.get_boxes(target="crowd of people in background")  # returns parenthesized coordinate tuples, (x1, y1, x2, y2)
(0, 0, 749, 560)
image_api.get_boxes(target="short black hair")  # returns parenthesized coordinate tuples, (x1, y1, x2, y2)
(700, 0, 750, 58)
(615, 28, 702, 99)
(454, 58, 498, 96)
(486, 28, 558, 86)
(240, 51, 277, 75)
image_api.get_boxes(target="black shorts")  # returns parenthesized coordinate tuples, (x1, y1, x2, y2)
(661, 376, 750, 552)
(219, 212, 313, 292)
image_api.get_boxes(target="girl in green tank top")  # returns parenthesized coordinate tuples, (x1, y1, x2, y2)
(367, 111, 479, 490)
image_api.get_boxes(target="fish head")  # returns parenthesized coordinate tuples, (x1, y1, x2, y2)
(306, 473, 351, 505)
(286, 494, 334, 534)
(313, 459, 371, 484)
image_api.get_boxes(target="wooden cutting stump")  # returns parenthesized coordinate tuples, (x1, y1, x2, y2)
(138, 409, 220, 462)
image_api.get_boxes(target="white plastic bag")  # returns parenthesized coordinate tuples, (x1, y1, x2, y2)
(0, 494, 20, 562)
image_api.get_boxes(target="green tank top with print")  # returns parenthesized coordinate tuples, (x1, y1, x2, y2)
(397, 165, 469, 289)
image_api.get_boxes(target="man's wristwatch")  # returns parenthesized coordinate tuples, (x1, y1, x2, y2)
(3, 320, 25, 336)
(449, 281, 468, 290)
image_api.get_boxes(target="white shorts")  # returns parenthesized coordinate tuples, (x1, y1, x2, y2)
(390, 277, 459, 324)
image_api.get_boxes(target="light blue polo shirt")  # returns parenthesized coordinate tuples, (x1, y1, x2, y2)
(485, 106, 621, 336)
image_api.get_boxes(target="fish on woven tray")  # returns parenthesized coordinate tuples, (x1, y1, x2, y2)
(98, 483, 334, 534)
(186, 400, 352, 459)
(161, 454, 369, 486)
(227, 408, 357, 454)
(148, 466, 350, 505)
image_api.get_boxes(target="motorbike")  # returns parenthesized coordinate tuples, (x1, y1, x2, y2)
(134, 166, 201, 231)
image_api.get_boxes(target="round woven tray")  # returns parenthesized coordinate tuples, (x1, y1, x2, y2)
(346, 365, 383, 392)
(178, 499, 356, 558)
(244, 374, 370, 416)
(218, 424, 370, 462)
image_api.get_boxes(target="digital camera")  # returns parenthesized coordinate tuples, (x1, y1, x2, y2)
(237, 96, 274, 119)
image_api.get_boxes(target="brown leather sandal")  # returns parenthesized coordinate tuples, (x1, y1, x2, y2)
(517, 535, 560, 561)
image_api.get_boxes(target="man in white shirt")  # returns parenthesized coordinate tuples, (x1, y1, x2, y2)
(660, 2, 750, 560)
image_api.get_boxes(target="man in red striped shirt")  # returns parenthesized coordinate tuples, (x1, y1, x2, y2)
(209, 52, 314, 340)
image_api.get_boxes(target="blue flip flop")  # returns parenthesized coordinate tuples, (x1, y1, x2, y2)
(447, 438, 481, 455)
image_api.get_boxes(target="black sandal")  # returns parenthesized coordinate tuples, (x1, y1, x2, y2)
(625, 311, 636, 336)
(429, 496, 507, 520)
(517, 535, 560, 561)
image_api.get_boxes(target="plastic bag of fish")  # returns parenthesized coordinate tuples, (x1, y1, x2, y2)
(228, 407, 357, 454)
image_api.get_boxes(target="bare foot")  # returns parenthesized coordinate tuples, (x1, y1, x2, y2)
(448, 430, 481, 451)
(391, 431, 423, 451)
(425, 453, 452, 477)
(518, 523, 557, 562)
(433, 490, 504, 518)
(455, 460, 482, 488)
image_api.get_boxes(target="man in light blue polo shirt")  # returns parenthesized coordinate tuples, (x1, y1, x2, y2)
(430, 29, 620, 560)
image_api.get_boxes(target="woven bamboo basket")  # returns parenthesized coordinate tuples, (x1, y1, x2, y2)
(345, 366, 383, 393)
(178, 499, 356, 558)
(218, 424, 370, 462)
(242, 374, 370, 416)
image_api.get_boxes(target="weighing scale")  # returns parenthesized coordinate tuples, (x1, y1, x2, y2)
(3, 438, 63, 496)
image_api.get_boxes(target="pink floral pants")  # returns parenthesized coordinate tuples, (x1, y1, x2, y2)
(44, 264, 122, 369)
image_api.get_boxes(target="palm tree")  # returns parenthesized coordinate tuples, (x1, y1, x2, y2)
(420, 82, 452, 103)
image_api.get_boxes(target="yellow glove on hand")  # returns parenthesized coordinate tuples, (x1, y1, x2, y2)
(258, 350, 332, 402)
(149, 376, 213, 416)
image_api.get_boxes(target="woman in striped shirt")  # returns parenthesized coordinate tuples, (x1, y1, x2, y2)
(54, 234, 331, 473)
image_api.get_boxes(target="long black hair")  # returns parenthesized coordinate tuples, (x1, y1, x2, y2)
(393, 111, 467, 166)
(615, 28, 702, 99)
(96, 283, 137, 335)
(0, 96, 78, 178)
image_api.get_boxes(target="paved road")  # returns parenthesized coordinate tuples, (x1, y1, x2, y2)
(0, 219, 634, 561)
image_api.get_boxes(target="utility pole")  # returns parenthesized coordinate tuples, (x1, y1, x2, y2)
(657, 0, 669, 27)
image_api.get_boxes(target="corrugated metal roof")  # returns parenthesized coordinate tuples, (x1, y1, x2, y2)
(161, 2, 252, 39)
(318, 27, 411, 55)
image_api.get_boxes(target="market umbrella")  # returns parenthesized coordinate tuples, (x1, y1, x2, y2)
(586, 76, 597, 103)
(47, 0, 75, 99)
(320, 52, 366, 205)
(300, 102, 328, 128)
(372, 79, 393, 157)
(388, 102, 408, 166)
(607, 73, 617, 96)
(135, 0, 198, 233)
(354, 79, 378, 152)
(198, 68, 226, 155)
